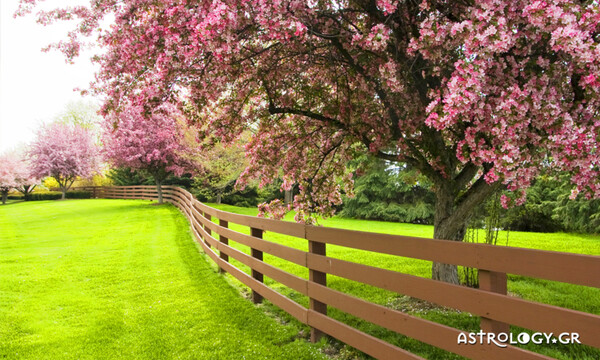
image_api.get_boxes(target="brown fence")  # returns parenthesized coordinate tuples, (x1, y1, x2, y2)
(86, 185, 599, 359)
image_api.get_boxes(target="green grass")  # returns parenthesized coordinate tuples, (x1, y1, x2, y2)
(0, 200, 328, 360)
(2, 199, 598, 360)
(208, 203, 600, 360)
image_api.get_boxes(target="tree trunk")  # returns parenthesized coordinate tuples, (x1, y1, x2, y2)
(216, 192, 222, 204)
(1, 191, 7, 205)
(431, 223, 466, 285)
(427, 172, 503, 285)
(284, 189, 293, 205)
(156, 179, 163, 204)
(431, 189, 468, 285)
(24, 185, 35, 201)
(61, 187, 66, 200)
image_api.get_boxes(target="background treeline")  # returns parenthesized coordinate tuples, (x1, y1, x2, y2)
(342, 158, 600, 234)
(109, 159, 600, 234)
(107, 167, 284, 208)
(499, 175, 600, 234)
(338, 158, 435, 224)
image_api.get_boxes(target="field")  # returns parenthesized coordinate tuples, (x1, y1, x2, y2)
(1, 199, 598, 359)
(0, 200, 326, 360)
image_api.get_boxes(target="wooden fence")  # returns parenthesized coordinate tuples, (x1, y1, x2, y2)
(84, 185, 599, 359)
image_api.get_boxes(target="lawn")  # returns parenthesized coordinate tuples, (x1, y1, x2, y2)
(1, 199, 598, 360)
(0, 200, 327, 360)
(208, 203, 600, 360)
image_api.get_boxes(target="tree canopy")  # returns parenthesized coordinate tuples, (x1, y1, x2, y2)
(28, 122, 99, 199)
(0, 152, 20, 204)
(101, 103, 196, 203)
(20, 0, 600, 283)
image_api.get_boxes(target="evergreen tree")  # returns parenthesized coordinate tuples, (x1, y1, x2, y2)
(340, 158, 435, 224)
(499, 176, 564, 233)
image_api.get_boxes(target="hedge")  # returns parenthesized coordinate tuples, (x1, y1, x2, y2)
(8, 191, 92, 201)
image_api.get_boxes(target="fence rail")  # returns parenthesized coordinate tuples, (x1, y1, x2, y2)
(81, 185, 600, 359)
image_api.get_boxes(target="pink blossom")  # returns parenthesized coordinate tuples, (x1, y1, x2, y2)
(101, 102, 197, 202)
(19, 0, 600, 222)
(28, 122, 99, 198)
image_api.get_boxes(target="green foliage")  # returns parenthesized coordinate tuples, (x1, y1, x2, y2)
(499, 176, 564, 232)
(194, 180, 283, 207)
(460, 174, 600, 234)
(54, 99, 101, 131)
(339, 158, 435, 224)
(192, 136, 249, 203)
(497, 175, 600, 234)
(553, 180, 600, 234)
(107, 167, 153, 186)
(107, 167, 193, 189)
(20, 191, 92, 201)
(6, 194, 24, 200)
(162, 173, 194, 189)
(221, 186, 261, 207)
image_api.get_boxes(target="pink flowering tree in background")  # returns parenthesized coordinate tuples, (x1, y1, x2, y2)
(0, 152, 20, 205)
(19, 0, 600, 283)
(0, 149, 39, 203)
(101, 103, 195, 204)
(11, 149, 40, 199)
(29, 122, 99, 199)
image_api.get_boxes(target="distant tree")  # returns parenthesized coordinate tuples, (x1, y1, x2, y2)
(0, 149, 39, 202)
(533, 174, 600, 233)
(12, 150, 39, 200)
(29, 122, 99, 199)
(107, 167, 152, 186)
(0, 152, 20, 204)
(499, 176, 564, 233)
(554, 195, 600, 234)
(340, 158, 435, 224)
(55, 100, 102, 130)
(193, 136, 248, 204)
(101, 103, 196, 203)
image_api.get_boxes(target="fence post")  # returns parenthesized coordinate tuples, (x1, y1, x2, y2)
(250, 227, 264, 304)
(479, 270, 510, 336)
(203, 212, 212, 246)
(219, 220, 229, 273)
(309, 240, 327, 342)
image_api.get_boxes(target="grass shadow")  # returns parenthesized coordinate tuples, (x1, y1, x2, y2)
(1, 200, 26, 206)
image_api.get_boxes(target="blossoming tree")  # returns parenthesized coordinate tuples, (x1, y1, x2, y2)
(101, 103, 194, 204)
(20, 0, 600, 283)
(29, 122, 99, 199)
(0, 152, 20, 204)
(7, 149, 40, 199)
(14, 169, 40, 200)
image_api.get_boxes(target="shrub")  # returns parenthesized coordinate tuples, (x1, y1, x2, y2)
(65, 191, 93, 199)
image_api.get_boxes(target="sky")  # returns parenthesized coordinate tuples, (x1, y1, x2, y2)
(0, 0, 100, 152)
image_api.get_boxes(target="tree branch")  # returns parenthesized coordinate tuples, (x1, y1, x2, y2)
(453, 163, 479, 190)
